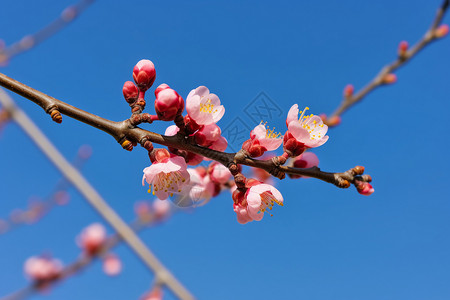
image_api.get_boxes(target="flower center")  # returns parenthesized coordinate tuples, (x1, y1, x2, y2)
(199, 98, 218, 114)
(148, 171, 187, 197)
(298, 107, 324, 140)
(259, 191, 283, 217)
(260, 121, 281, 139)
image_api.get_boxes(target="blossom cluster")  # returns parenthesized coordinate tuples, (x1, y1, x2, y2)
(120, 59, 373, 224)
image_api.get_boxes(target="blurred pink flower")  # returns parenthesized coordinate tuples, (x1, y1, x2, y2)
(24, 256, 63, 282)
(77, 223, 107, 255)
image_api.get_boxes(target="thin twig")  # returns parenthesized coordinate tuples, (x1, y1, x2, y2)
(0, 0, 95, 66)
(0, 89, 195, 300)
(328, 0, 449, 121)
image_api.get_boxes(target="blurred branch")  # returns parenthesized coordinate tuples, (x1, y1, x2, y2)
(0, 89, 194, 300)
(0, 209, 167, 300)
(0, 146, 90, 235)
(326, 0, 449, 124)
(0, 0, 95, 66)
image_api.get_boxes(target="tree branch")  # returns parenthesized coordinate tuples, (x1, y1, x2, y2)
(0, 72, 371, 191)
(327, 0, 449, 121)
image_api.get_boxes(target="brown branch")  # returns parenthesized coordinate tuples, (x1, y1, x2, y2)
(0, 89, 194, 300)
(0, 0, 95, 66)
(328, 0, 449, 121)
(0, 72, 371, 191)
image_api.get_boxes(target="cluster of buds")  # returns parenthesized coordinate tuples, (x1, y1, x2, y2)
(77, 223, 122, 276)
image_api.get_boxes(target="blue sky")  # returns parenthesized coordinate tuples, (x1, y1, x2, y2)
(1, 0, 450, 299)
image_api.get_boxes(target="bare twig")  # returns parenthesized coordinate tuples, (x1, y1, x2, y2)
(0, 89, 194, 300)
(327, 0, 449, 122)
(0, 146, 89, 235)
(0, 0, 95, 66)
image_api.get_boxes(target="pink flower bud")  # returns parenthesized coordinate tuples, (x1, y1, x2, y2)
(398, 40, 408, 57)
(77, 223, 107, 255)
(133, 59, 156, 91)
(382, 73, 397, 84)
(184, 114, 201, 134)
(123, 81, 139, 103)
(343, 84, 354, 98)
(194, 124, 221, 146)
(154, 86, 184, 121)
(102, 253, 122, 276)
(153, 199, 171, 220)
(357, 182, 374, 196)
(435, 24, 449, 38)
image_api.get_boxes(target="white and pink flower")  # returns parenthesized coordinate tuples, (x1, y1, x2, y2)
(285, 104, 329, 149)
(232, 181, 284, 224)
(102, 253, 122, 276)
(208, 162, 232, 184)
(24, 256, 63, 282)
(142, 150, 190, 200)
(186, 86, 225, 125)
(77, 223, 107, 255)
(250, 124, 283, 151)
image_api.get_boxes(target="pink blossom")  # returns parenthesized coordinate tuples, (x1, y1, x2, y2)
(186, 86, 225, 125)
(133, 59, 156, 91)
(285, 104, 329, 150)
(250, 124, 283, 151)
(208, 162, 231, 184)
(194, 123, 222, 146)
(232, 182, 284, 224)
(142, 153, 190, 200)
(289, 152, 319, 179)
(175, 168, 216, 207)
(102, 253, 122, 276)
(77, 223, 107, 254)
(209, 136, 228, 152)
(152, 198, 171, 219)
(246, 183, 284, 221)
(141, 286, 163, 300)
(24, 256, 63, 281)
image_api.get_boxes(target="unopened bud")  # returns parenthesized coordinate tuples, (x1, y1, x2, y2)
(343, 84, 354, 98)
(435, 24, 449, 38)
(382, 73, 397, 84)
(133, 59, 156, 91)
(123, 81, 139, 103)
(154, 86, 184, 121)
(398, 40, 409, 57)
(356, 181, 374, 196)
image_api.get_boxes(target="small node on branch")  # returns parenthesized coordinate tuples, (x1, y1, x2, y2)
(48, 108, 62, 124)
(121, 139, 133, 151)
(139, 137, 154, 153)
(434, 24, 449, 38)
(343, 84, 354, 98)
